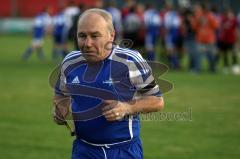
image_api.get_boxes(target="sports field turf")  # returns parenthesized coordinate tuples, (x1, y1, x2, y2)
(0, 34, 240, 159)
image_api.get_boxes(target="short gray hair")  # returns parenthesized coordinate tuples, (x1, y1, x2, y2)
(78, 8, 114, 33)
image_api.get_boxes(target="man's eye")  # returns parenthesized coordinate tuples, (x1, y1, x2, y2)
(92, 34, 100, 38)
(78, 34, 86, 38)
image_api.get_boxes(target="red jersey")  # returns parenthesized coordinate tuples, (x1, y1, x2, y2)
(219, 15, 238, 44)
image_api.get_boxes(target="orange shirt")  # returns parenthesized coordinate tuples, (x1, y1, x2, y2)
(193, 12, 219, 44)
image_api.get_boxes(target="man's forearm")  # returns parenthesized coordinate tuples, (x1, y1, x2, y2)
(127, 96, 164, 115)
(100, 96, 164, 121)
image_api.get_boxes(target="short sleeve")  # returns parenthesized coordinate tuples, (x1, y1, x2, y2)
(128, 52, 161, 97)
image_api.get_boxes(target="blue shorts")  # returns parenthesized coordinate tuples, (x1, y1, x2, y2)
(145, 33, 158, 50)
(71, 137, 143, 159)
(53, 33, 66, 44)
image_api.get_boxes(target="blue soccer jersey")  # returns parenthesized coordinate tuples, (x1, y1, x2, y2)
(144, 9, 161, 51)
(144, 9, 161, 35)
(53, 12, 67, 44)
(33, 13, 51, 39)
(55, 46, 161, 145)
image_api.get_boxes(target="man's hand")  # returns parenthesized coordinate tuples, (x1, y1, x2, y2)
(102, 100, 131, 122)
(102, 96, 164, 122)
(52, 95, 70, 125)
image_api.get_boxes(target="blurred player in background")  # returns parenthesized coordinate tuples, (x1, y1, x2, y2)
(163, 3, 183, 69)
(123, 6, 141, 49)
(105, 0, 123, 42)
(71, 4, 87, 50)
(218, 7, 239, 74)
(52, 6, 68, 60)
(22, 7, 52, 61)
(192, 3, 219, 73)
(144, 3, 161, 61)
(64, 0, 80, 42)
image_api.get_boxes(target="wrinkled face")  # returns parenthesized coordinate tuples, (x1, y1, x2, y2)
(77, 13, 115, 63)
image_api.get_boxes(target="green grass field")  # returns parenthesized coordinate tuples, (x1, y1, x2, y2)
(0, 34, 240, 159)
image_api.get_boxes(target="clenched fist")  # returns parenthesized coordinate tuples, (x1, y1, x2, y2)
(53, 95, 71, 125)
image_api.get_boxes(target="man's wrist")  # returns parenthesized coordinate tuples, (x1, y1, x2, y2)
(124, 102, 133, 115)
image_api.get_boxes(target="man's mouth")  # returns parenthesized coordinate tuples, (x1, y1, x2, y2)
(84, 50, 95, 54)
(83, 51, 97, 57)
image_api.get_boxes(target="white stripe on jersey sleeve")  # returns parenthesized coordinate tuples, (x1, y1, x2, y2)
(129, 70, 142, 78)
(62, 51, 81, 64)
(115, 48, 149, 72)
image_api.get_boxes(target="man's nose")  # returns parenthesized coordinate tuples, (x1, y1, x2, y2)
(84, 37, 93, 47)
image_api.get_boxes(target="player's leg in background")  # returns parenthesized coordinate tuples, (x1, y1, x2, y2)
(22, 46, 33, 61)
(36, 42, 45, 61)
(52, 36, 59, 60)
(231, 44, 240, 74)
(145, 33, 155, 61)
(62, 42, 68, 58)
(206, 44, 217, 73)
(222, 47, 229, 74)
(22, 39, 35, 61)
(36, 49, 45, 61)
